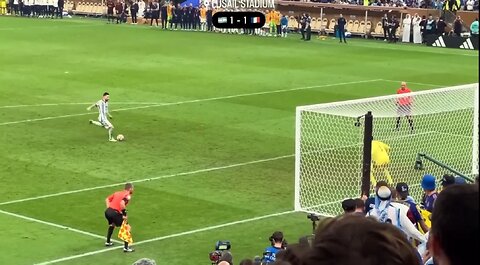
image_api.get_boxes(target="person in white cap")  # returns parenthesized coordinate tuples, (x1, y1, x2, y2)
(367, 185, 427, 244)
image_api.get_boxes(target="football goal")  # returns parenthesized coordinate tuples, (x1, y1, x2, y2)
(294, 84, 479, 216)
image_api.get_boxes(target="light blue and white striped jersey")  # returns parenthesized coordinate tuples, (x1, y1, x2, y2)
(95, 99, 109, 122)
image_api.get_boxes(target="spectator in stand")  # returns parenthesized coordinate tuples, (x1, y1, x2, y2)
(413, 13, 422, 43)
(471, 18, 479, 36)
(421, 174, 438, 213)
(367, 185, 426, 243)
(381, 13, 389, 41)
(425, 14, 437, 36)
(364, 180, 389, 213)
(428, 184, 478, 265)
(402, 14, 412, 42)
(453, 16, 463, 36)
(219, 251, 233, 265)
(304, 215, 421, 265)
(436, 17, 447, 35)
(454, 176, 467, 184)
(130, 0, 138, 24)
(239, 259, 253, 265)
(395, 182, 429, 233)
(262, 231, 286, 264)
(149, 0, 159, 27)
(440, 174, 456, 190)
(388, 15, 399, 43)
(466, 0, 474, 10)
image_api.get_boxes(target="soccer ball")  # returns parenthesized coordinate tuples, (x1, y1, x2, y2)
(116, 134, 125, 141)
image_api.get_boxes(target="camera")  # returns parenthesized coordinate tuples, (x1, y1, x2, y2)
(209, 241, 231, 264)
(414, 158, 424, 170)
(307, 213, 320, 222)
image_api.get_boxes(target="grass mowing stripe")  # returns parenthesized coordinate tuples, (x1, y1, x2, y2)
(381, 79, 444, 87)
(0, 79, 381, 126)
(0, 154, 294, 206)
(33, 210, 297, 265)
(0, 209, 121, 243)
(0, 131, 437, 206)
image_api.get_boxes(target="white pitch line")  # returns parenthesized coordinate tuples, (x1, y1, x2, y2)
(0, 130, 438, 206)
(33, 210, 297, 265)
(0, 209, 121, 243)
(0, 154, 294, 206)
(381, 79, 444, 87)
(0, 102, 163, 109)
(0, 79, 382, 127)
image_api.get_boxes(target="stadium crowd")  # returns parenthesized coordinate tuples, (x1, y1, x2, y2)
(209, 174, 478, 265)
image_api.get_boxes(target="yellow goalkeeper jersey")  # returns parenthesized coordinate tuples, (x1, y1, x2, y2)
(372, 140, 390, 165)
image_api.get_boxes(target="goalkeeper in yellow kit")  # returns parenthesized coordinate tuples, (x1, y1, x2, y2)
(371, 140, 393, 187)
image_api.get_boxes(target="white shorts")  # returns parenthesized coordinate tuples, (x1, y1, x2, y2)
(99, 117, 113, 129)
(200, 17, 206, 23)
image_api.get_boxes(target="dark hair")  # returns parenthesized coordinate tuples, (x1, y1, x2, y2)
(103, 92, 110, 96)
(305, 215, 420, 265)
(219, 251, 233, 265)
(239, 259, 253, 265)
(270, 231, 284, 243)
(431, 184, 478, 265)
(354, 198, 365, 209)
(376, 181, 388, 189)
(125, 183, 133, 190)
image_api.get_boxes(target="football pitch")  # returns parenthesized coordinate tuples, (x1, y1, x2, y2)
(0, 16, 478, 265)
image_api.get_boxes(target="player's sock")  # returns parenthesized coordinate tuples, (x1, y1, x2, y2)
(408, 118, 414, 132)
(106, 226, 114, 243)
(395, 117, 401, 130)
(90, 120, 103, 127)
(108, 128, 113, 140)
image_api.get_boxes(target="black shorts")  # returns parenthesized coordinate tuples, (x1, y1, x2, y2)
(107, 8, 114, 15)
(105, 208, 123, 227)
(397, 104, 412, 116)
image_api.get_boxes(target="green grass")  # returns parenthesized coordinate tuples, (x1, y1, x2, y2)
(0, 16, 478, 265)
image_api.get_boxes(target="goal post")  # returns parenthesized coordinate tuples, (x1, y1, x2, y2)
(294, 84, 479, 216)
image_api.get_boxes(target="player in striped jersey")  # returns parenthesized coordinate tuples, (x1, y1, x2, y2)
(87, 92, 117, 142)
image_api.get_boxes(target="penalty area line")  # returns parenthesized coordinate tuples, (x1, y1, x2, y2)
(33, 210, 297, 265)
(0, 209, 121, 243)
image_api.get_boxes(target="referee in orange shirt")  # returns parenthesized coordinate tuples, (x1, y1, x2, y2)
(395, 82, 414, 133)
(105, 183, 134, 252)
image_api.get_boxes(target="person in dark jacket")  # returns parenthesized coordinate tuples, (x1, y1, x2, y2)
(337, 13, 347, 43)
(436, 17, 447, 35)
(381, 13, 389, 41)
(206, 6, 212, 31)
(57, 0, 64, 18)
(453, 16, 463, 36)
(130, 0, 138, 24)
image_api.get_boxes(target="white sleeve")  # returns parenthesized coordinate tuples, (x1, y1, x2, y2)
(399, 211, 426, 243)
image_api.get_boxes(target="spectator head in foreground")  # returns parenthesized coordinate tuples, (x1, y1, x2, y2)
(132, 258, 156, 265)
(454, 176, 467, 185)
(395, 182, 410, 200)
(239, 259, 253, 265)
(219, 251, 233, 265)
(305, 215, 420, 265)
(429, 184, 478, 265)
(440, 174, 456, 189)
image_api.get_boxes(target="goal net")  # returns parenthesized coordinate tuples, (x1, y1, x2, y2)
(294, 84, 479, 217)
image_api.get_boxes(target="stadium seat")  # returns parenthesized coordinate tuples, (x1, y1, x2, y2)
(365, 21, 372, 35)
(371, 21, 383, 37)
(325, 18, 336, 34)
(357, 21, 365, 35)
(351, 20, 360, 34)
(311, 18, 320, 32)
(321, 18, 328, 30)
(346, 20, 354, 32)
(289, 16, 296, 29)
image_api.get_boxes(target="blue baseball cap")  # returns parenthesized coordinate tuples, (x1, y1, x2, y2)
(454, 176, 467, 184)
(421, 174, 436, 190)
